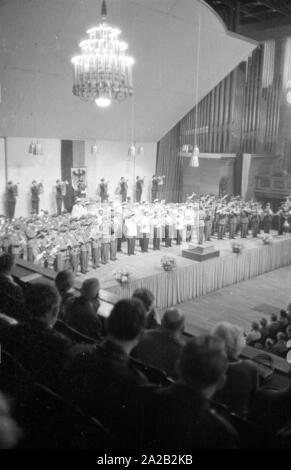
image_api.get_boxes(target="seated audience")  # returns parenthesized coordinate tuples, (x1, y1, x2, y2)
(212, 322, 259, 418)
(279, 310, 289, 331)
(268, 314, 281, 340)
(0, 253, 24, 320)
(145, 335, 238, 449)
(271, 332, 287, 357)
(0, 283, 72, 391)
(132, 288, 160, 329)
(246, 321, 261, 345)
(63, 277, 102, 340)
(62, 298, 148, 447)
(259, 318, 270, 344)
(132, 307, 186, 379)
(55, 270, 78, 320)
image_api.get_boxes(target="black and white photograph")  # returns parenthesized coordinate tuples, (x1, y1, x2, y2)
(1, 0, 291, 454)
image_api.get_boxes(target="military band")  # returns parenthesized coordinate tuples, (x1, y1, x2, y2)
(1, 192, 291, 275)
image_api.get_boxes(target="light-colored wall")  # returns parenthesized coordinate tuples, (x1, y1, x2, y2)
(1, 138, 157, 217)
(84, 141, 157, 202)
(6, 138, 61, 217)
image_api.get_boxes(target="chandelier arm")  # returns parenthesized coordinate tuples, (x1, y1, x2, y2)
(101, 0, 107, 21)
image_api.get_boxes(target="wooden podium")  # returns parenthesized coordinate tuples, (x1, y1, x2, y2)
(182, 242, 220, 262)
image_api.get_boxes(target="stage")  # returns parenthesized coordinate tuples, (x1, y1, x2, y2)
(77, 232, 291, 309)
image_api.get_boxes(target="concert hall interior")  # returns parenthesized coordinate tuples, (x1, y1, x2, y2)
(2, 0, 291, 451)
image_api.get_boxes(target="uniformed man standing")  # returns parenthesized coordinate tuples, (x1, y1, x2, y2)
(119, 177, 128, 203)
(135, 176, 145, 203)
(151, 175, 159, 202)
(31, 180, 43, 214)
(99, 178, 109, 203)
(6, 181, 18, 220)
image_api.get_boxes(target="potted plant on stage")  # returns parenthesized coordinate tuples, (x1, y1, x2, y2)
(258, 233, 274, 245)
(114, 268, 131, 284)
(231, 241, 243, 254)
(161, 255, 176, 271)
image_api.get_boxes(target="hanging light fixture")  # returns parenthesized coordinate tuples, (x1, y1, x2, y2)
(71, 0, 134, 108)
(189, 4, 201, 169)
(28, 140, 43, 155)
(189, 144, 199, 168)
(28, 141, 35, 155)
(90, 142, 98, 155)
(128, 142, 136, 158)
(137, 145, 144, 156)
(35, 141, 43, 155)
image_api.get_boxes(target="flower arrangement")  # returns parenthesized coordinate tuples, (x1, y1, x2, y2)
(114, 268, 131, 284)
(258, 233, 274, 245)
(231, 241, 243, 254)
(161, 255, 176, 271)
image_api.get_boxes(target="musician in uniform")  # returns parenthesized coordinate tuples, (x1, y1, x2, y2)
(151, 175, 159, 202)
(99, 178, 109, 203)
(151, 211, 162, 250)
(123, 213, 137, 255)
(139, 210, 151, 253)
(240, 210, 249, 238)
(250, 209, 261, 238)
(228, 211, 237, 239)
(30, 180, 43, 215)
(6, 181, 18, 220)
(119, 177, 128, 203)
(262, 203, 273, 233)
(135, 176, 145, 203)
(55, 180, 68, 216)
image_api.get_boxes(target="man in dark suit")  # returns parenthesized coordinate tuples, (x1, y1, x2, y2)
(145, 335, 238, 449)
(119, 177, 128, 203)
(135, 176, 145, 203)
(132, 308, 186, 379)
(0, 253, 24, 320)
(61, 298, 148, 447)
(6, 181, 18, 220)
(63, 277, 102, 340)
(0, 283, 72, 392)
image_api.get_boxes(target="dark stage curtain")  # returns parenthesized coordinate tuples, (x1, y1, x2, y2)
(61, 140, 74, 212)
(155, 124, 182, 203)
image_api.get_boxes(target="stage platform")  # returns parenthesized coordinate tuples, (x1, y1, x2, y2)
(75, 232, 291, 309)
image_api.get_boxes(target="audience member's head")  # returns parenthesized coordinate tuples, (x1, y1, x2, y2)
(276, 332, 286, 342)
(251, 321, 260, 331)
(24, 283, 60, 327)
(287, 325, 291, 338)
(106, 298, 146, 351)
(0, 392, 22, 449)
(132, 288, 154, 312)
(178, 335, 228, 397)
(260, 318, 268, 328)
(81, 278, 100, 301)
(55, 270, 75, 297)
(161, 308, 185, 335)
(0, 253, 13, 276)
(212, 322, 245, 360)
(280, 310, 288, 320)
(271, 313, 278, 322)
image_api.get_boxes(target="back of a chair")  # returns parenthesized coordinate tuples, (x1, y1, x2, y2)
(130, 357, 174, 386)
(0, 350, 120, 448)
(54, 319, 97, 345)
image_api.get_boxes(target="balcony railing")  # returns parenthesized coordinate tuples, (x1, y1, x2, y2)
(255, 176, 291, 196)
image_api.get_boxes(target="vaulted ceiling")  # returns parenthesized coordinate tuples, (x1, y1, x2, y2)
(0, 0, 256, 142)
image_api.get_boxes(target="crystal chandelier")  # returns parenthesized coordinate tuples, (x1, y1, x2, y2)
(71, 0, 134, 108)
